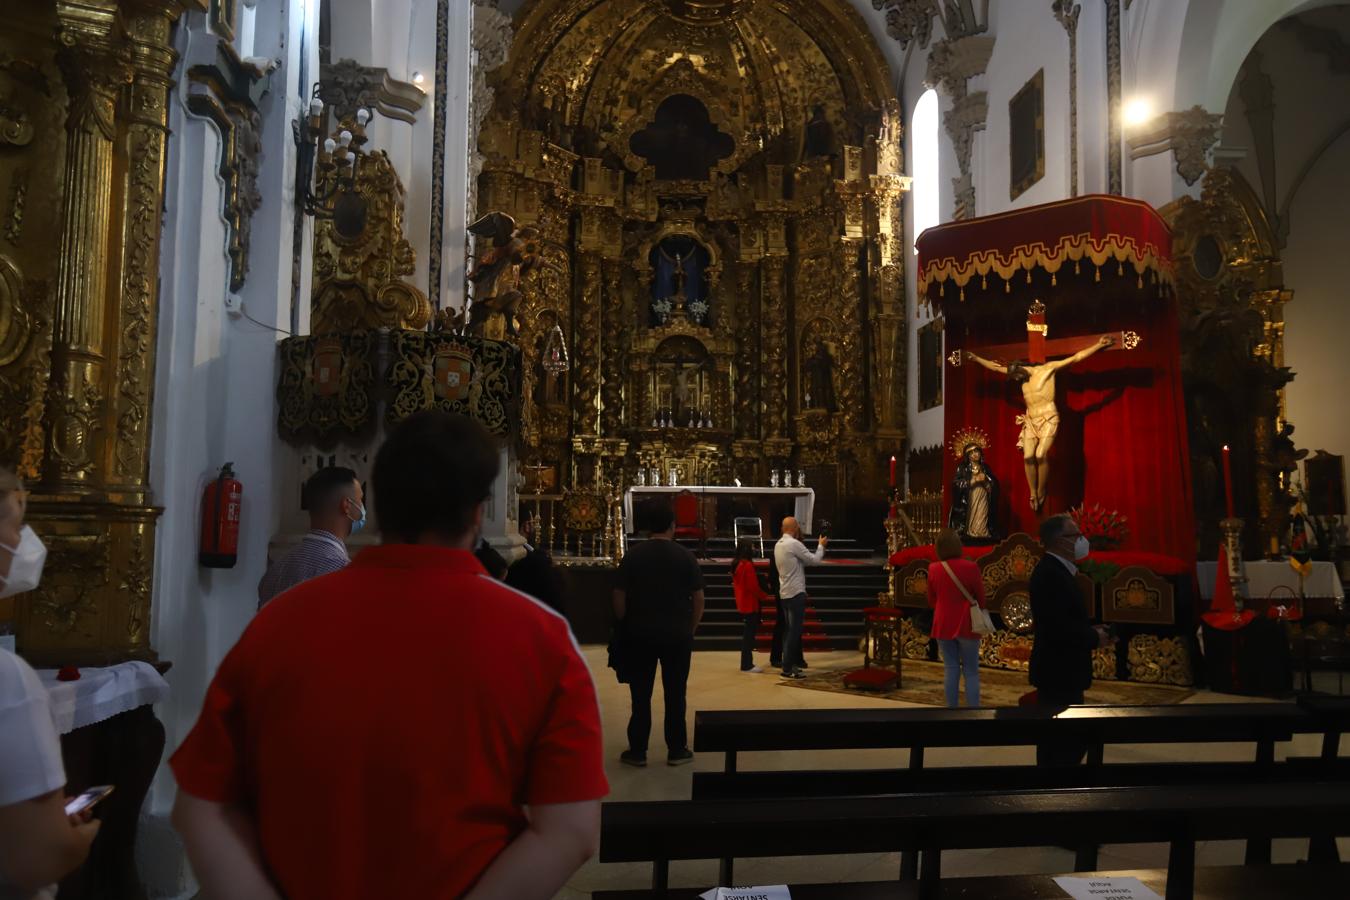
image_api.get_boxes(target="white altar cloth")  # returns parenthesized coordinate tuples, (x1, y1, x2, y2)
(1195, 560, 1344, 601)
(623, 486, 816, 534)
(37, 661, 170, 735)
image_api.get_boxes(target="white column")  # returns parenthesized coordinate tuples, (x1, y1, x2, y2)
(438, 0, 473, 311)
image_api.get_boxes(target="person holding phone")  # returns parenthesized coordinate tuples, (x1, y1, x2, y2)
(0, 467, 101, 899)
(773, 516, 827, 680)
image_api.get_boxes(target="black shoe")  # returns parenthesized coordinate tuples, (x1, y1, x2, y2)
(796, 660, 809, 669)
(783, 669, 807, 680)
(620, 750, 648, 767)
(769, 659, 782, 669)
(667, 748, 695, 766)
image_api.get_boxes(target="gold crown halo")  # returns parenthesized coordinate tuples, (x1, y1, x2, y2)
(949, 426, 991, 460)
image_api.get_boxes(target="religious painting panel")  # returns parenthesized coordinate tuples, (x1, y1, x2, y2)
(895, 558, 929, 609)
(917, 317, 944, 411)
(1304, 451, 1346, 518)
(1009, 69, 1045, 201)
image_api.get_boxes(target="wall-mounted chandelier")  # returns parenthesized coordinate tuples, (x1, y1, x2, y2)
(294, 85, 373, 235)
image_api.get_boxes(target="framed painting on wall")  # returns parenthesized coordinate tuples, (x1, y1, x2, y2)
(918, 317, 944, 411)
(1009, 69, 1045, 200)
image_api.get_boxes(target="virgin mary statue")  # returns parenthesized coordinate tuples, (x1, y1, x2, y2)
(949, 440, 999, 543)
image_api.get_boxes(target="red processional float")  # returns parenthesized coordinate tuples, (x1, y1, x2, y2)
(881, 195, 1214, 688)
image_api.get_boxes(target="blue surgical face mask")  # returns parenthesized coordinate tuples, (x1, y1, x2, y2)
(348, 500, 367, 536)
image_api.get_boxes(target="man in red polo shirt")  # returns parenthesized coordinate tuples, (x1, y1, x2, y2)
(170, 412, 608, 899)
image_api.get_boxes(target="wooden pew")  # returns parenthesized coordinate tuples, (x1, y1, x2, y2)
(598, 781, 1350, 899)
(593, 865, 1350, 900)
(692, 704, 1307, 773)
(691, 703, 1315, 880)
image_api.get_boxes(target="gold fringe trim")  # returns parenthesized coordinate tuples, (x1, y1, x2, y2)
(919, 232, 1176, 300)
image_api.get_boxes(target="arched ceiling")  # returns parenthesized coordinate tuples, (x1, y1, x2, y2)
(494, 0, 895, 175)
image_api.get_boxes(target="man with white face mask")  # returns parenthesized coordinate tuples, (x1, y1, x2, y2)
(1028, 513, 1113, 765)
(0, 468, 101, 898)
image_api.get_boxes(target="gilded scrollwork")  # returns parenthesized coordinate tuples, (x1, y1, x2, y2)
(387, 330, 520, 439)
(1127, 634, 1193, 686)
(277, 331, 376, 441)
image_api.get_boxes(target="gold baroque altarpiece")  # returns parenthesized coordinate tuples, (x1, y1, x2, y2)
(0, 0, 202, 665)
(479, 0, 909, 516)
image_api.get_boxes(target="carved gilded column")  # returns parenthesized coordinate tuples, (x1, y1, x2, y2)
(573, 251, 602, 440)
(731, 262, 758, 440)
(837, 239, 865, 433)
(600, 258, 623, 434)
(47, 10, 128, 488)
(16, 0, 192, 666)
(761, 254, 789, 440)
(109, 5, 176, 494)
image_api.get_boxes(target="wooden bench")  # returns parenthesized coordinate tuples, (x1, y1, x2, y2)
(691, 703, 1323, 880)
(592, 864, 1350, 899)
(692, 704, 1309, 774)
(598, 781, 1350, 899)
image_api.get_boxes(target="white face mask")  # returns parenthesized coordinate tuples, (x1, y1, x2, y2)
(0, 525, 46, 598)
(1072, 535, 1091, 561)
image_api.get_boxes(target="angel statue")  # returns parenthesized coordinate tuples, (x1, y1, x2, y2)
(949, 428, 999, 543)
(466, 212, 564, 339)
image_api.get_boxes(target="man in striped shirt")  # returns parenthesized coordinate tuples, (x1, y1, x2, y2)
(257, 467, 364, 609)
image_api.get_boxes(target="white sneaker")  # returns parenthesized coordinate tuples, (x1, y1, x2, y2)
(742, 666, 764, 674)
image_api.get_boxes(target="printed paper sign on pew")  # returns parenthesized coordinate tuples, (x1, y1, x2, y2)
(1052, 876, 1163, 900)
(698, 886, 791, 900)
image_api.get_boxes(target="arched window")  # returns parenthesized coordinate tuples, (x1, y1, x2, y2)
(911, 88, 939, 251)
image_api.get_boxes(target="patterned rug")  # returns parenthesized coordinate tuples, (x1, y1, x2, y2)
(780, 658, 1194, 707)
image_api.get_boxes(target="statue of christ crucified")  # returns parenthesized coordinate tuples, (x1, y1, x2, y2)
(966, 334, 1115, 512)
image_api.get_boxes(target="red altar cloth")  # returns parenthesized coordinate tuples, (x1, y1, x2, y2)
(916, 196, 1195, 564)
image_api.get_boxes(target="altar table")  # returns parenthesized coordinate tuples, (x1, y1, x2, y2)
(624, 486, 815, 534)
(1196, 560, 1344, 606)
(37, 661, 170, 900)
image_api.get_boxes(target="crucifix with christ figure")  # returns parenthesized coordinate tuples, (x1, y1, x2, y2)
(950, 300, 1141, 512)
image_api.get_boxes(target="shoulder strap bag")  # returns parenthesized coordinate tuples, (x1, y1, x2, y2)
(940, 560, 995, 636)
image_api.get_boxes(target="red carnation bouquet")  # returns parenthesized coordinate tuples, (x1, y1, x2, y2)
(1069, 503, 1129, 551)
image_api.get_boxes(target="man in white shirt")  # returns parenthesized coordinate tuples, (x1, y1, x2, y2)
(0, 468, 100, 898)
(773, 516, 827, 679)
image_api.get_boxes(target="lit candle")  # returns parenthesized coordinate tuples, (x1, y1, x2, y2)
(1222, 444, 1235, 519)
(889, 455, 896, 488)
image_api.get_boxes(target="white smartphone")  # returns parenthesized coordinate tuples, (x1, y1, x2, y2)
(64, 785, 114, 817)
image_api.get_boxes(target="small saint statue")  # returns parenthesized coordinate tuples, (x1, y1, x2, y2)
(966, 335, 1114, 511)
(802, 339, 837, 412)
(949, 441, 999, 543)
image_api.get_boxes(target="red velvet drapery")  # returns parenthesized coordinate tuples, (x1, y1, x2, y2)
(920, 197, 1194, 564)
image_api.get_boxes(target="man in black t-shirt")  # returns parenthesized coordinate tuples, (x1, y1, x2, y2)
(613, 502, 705, 767)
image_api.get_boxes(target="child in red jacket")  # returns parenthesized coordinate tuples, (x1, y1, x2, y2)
(732, 539, 772, 672)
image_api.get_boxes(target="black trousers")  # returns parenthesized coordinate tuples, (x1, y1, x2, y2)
(769, 595, 806, 668)
(626, 635, 693, 755)
(740, 611, 761, 670)
(1035, 687, 1087, 766)
(780, 592, 808, 673)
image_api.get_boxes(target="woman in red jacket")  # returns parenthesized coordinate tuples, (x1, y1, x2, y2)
(927, 528, 987, 707)
(732, 539, 772, 673)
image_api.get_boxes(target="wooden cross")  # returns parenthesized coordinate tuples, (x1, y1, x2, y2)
(947, 300, 1140, 368)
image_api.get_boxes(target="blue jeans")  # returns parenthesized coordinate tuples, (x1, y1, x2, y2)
(780, 592, 807, 674)
(938, 638, 981, 708)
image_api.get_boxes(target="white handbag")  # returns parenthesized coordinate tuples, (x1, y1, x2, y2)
(940, 560, 995, 636)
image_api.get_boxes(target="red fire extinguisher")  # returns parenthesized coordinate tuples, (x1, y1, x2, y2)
(199, 463, 242, 569)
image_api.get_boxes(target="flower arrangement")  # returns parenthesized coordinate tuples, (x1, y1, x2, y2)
(1069, 502, 1129, 551)
(687, 297, 709, 323)
(651, 297, 673, 322)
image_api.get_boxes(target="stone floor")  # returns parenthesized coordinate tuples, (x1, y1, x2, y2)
(561, 646, 1346, 898)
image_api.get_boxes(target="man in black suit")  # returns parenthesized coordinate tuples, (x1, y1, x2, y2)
(1029, 513, 1112, 765)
